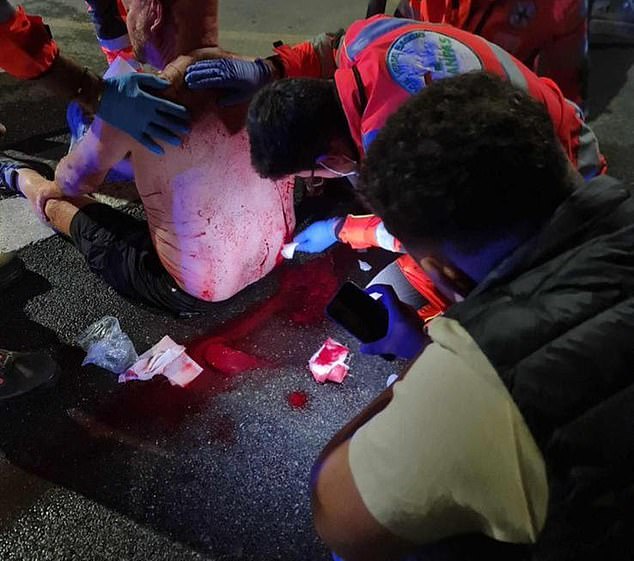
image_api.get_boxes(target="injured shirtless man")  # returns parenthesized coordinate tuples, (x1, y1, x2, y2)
(0, 0, 295, 315)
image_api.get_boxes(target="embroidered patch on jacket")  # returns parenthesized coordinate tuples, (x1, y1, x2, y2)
(386, 30, 482, 95)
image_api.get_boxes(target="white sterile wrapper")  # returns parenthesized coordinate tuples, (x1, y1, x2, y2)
(386, 374, 399, 387)
(120, 335, 203, 387)
(281, 242, 299, 259)
(103, 56, 138, 79)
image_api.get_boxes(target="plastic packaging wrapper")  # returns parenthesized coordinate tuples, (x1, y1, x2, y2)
(281, 242, 299, 259)
(103, 56, 137, 79)
(358, 260, 372, 271)
(309, 337, 350, 384)
(386, 373, 399, 387)
(77, 316, 138, 374)
(120, 335, 203, 387)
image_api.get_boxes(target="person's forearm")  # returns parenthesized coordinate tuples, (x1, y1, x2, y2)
(36, 54, 104, 115)
(55, 111, 135, 197)
(313, 354, 422, 483)
(313, 387, 394, 480)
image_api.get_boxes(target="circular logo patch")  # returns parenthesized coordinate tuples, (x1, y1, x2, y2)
(386, 30, 483, 95)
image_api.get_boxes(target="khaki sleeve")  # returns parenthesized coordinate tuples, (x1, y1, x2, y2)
(348, 318, 548, 545)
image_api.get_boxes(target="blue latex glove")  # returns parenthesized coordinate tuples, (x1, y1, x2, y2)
(360, 284, 429, 360)
(97, 73, 191, 155)
(294, 218, 343, 253)
(185, 58, 272, 106)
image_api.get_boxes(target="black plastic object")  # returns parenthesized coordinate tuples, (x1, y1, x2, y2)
(366, 0, 388, 17)
(0, 349, 59, 400)
(326, 281, 389, 343)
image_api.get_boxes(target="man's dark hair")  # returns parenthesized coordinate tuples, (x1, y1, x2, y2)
(359, 72, 574, 252)
(247, 78, 350, 179)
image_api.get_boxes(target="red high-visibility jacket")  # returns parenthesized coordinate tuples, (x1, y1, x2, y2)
(274, 16, 602, 175)
(0, 7, 59, 79)
(396, 0, 587, 105)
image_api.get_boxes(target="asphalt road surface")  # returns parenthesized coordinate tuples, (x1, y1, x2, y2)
(2, 1, 634, 560)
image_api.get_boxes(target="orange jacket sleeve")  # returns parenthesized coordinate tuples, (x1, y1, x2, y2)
(273, 32, 339, 78)
(337, 214, 451, 322)
(396, 255, 452, 321)
(337, 214, 404, 252)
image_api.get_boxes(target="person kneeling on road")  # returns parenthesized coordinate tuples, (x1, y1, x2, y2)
(311, 72, 634, 561)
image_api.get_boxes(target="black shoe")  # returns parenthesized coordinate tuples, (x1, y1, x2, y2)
(0, 349, 59, 400)
(0, 251, 24, 290)
(0, 153, 54, 196)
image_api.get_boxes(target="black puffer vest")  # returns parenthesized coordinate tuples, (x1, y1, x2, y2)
(443, 176, 634, 560)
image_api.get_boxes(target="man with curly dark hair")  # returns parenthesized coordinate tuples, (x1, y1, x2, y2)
(240, 17, 606, 336)
(311, 72, 634, 561)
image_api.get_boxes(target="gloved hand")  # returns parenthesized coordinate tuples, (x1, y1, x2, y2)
(97, 73, 191, 155)
(294, 217, 343, 253)
(185, 58, 272, 106)
(360, 284, 429, 360)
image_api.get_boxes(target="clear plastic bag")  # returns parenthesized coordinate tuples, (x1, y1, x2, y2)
(77, 316, 138, 374)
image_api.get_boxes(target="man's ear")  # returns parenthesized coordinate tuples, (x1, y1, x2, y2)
(149, 0, 163, 33)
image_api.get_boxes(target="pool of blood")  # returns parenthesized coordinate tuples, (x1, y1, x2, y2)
(91, 255, 341, 442)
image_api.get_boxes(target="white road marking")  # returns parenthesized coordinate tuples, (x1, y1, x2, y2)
(0, 197, 55, 253)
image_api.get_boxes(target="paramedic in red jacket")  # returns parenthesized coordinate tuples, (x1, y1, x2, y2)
(186, 15, 603, 177)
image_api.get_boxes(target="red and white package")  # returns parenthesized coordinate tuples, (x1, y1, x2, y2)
(308, 338, 350, 384)
(120, 335, 203, 387)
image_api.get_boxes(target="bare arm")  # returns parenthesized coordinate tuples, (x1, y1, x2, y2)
(36, 54, 104, 115)
(55, 117, 134, 197)
(311, 386, 417, 561)
(313, 440, 416, 561)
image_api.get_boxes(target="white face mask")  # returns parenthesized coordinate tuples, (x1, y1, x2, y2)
(316, 154, 359, 178)
(346, 174, 359, 189)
